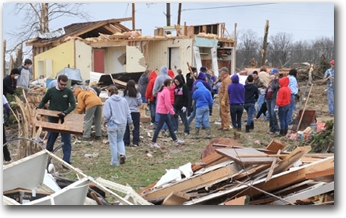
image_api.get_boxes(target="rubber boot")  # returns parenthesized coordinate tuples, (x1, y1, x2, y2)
(250, 121, 254, 130)
(245, 125, 250, 133)
(280, 129, 285, 136)
(205, 127, 211, 139)
(284, 129, 288, 136)
(194, 127, 200, 139)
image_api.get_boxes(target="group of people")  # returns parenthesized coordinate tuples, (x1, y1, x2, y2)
(3, 59, 335, 168)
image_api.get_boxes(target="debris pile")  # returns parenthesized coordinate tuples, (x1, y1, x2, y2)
(138, 138, 334, 205)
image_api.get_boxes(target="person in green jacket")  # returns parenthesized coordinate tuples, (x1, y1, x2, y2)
(37, 74, 76, 165)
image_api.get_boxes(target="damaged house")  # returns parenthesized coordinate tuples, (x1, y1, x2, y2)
(26, 18, 235, 84)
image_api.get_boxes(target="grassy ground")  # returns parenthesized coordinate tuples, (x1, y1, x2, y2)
(4, 80, 334, 199)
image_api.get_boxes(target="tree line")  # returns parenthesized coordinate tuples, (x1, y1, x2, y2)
(235, 29, 334, 77)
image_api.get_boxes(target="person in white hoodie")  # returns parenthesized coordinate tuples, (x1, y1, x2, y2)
(103, 86, 133, 166)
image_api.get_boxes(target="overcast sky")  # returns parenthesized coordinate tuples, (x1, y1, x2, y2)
(2, 1, 335, 55)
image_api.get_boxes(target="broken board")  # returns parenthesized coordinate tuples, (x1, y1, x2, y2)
(216, 147, 276, 165)
(33, 109, 84, 134)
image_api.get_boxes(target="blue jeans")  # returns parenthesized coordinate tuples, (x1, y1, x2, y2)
(230, 104, 244, 129)
(141, 95, 147, 103)
(107, 123, 126, 166)
(149, 100, 156, 123)
(278, 104, 290, 131)
(257, 94, 265, 116)
(195, 106, 210, 128)
(124, 112, 140, 145)
(162, 112, 175, 131)
(46, 117, 72, 164)
(287, 94, 295, 124)
(188, 101, 196, 125)
(244, 103, 255, 126)
(172, 108, 190, 134)
(152, 113, 177, 143)
(266, 99, 280, 133)
(327, 87, 334, 114)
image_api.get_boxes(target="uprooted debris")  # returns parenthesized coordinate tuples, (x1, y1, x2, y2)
(137, 138, 334, 205)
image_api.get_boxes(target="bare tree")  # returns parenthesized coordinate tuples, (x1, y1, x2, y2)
(5, 3, 90, 55)
(267, 32, 293, 68)
(236, 29, 261, 69)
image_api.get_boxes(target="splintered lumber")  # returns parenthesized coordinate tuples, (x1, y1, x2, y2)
(162, 191, 190, 205)
(221, 195, 250, 205)
(273, 146, 311, 175)
(141, 161, 241, 200)
(270, 181, 334, 205)
(265, 149, 281, 183)
(33, 109, 84, 134)
(216, 147, 276, 165)
(266, 139, 286, 152)
(183, 156, 334, 205)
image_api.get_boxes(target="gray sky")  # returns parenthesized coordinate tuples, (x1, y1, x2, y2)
(2, 1, 335, 55)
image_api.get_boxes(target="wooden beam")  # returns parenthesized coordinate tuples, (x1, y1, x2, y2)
(191, 151, 227, 172)
(183, 156, 334, 205)
(141, 162, 241, 200)
(305, 167, 334, 179)
(270, 182, 334, 205)
(162, 191, 190, 205)
(265, 149, 281, 183)
(132, 3, 135, 30)
(273, 146, 311, 175)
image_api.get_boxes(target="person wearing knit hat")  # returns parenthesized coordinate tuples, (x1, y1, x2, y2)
(323, 60, 334, 115)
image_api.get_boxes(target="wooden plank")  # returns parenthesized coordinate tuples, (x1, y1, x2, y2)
(265, 149, 281, 183)
(216, 147, 276, 165)
(141, 162, 241, 200)
(270, 182, 334, 205)
(233, 164, 271, 180)
(273, 146, 311, 175)
(191, 151, 226, 172)
(162, 191, 190, 205)
(305, 168, 334, 179)
(34, 109, 84, 134)
(266, 139, 286, 152)
(221, 196, 249, 205)
(183, 156, 334, 205)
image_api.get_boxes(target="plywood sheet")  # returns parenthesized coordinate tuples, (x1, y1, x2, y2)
(216, 147, 276, 165)
(34, 109, 84, 134)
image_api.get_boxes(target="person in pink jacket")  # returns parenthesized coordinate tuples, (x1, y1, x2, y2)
(151, 78, 184, 149)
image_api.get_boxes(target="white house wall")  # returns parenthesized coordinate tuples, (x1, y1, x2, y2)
(147, 38, 194, 77)
(75, 40, 92, 81)
(105, 46, 126, 74)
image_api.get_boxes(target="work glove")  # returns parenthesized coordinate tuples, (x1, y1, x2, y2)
(274, 106, 279, 114)
(58, 112, 66, 119)
(221, 101, 225, 106)
(129, 123, 134, 131)
(181, 106, 186, 113)
(173, 113, 178, 118)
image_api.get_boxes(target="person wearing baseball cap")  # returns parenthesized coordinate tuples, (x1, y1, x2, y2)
(323, 60, 334, 116)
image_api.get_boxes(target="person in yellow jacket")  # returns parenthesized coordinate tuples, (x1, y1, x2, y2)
(74, 86, 103, 140)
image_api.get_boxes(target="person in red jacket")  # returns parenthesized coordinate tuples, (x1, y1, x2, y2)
(145, 70, 158, 125)
(275, 76, 291, 136)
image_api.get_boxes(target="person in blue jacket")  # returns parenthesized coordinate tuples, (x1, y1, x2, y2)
(192, 82, 214, 139)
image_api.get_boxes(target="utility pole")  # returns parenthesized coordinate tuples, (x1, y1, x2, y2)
(261, 20, 269, 67)
(177, 3, 182, 25)
(132, 3, 135, 30)
(166, 3, 171, 26)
